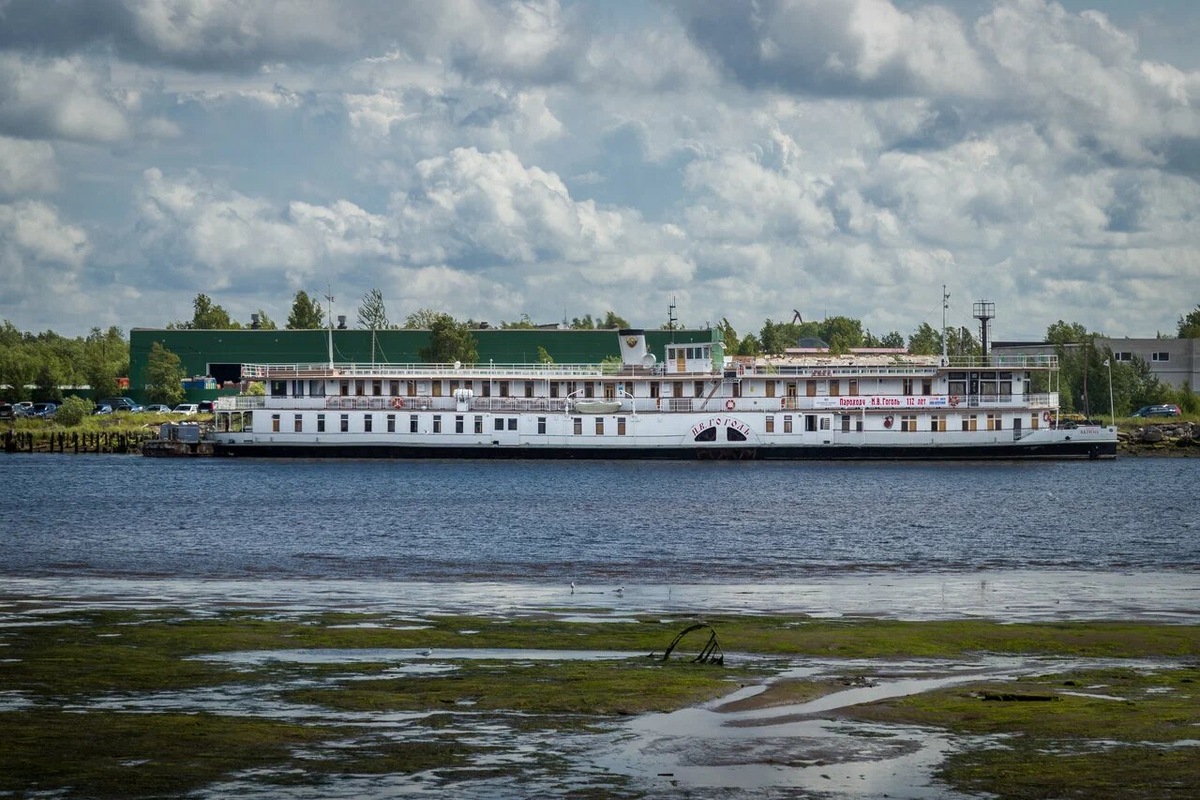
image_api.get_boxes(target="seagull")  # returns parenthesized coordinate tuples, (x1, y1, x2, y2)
(418, 648, 433, 657)
(615, 586, 625, 596)
(570, 581, 576, 594)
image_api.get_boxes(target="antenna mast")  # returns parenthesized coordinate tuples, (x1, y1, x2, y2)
(941, 285, 949, 363)
(324, 287, 335, 368)
(973, 300, 995, 363)
(667, 297, 677, 342)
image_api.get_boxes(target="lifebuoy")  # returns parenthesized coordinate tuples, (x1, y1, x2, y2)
(1042, 410, 1051, 423)
(949, 394, 960, 408)
(725, 399, 736, 411)
(391, 397, 403, 410)
(883, 415, 894, 429)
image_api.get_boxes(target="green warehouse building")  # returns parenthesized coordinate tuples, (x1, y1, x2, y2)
(128, 327, 720, 404)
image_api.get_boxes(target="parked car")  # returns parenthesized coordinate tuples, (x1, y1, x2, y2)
(173, 403, 199, 415)
(97, 397, 144, 413)
(30, 402, 57, 418)
(197, 400, 215, 413)
(143, 404, 173, 414)
(0, 403, 14, 420)
(93, 404, 113, 415)
(1132, 404, 1181, 418)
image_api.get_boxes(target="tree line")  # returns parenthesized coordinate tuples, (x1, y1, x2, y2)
(3, 297, 1197, 416)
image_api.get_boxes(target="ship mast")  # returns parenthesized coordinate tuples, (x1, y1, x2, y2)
(324, 287, 335, 369)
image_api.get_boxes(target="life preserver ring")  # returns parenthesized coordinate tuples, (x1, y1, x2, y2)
(883, 415, 894, 429)
(949, 394, 960, 408)
(1042, 410, 1051, 423)
(725, 399, 736, 411)
(391, 397, 403, 409)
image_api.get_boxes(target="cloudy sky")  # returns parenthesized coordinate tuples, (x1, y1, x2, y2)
(1, 0, 1198, 341)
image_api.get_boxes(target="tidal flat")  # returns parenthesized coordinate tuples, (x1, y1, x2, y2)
(1, 601, 1197, 799)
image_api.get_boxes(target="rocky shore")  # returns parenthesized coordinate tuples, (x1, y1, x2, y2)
(1117, 421, 1200, 457)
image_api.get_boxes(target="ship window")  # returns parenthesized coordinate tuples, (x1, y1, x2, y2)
(584, 383, 595, 398)
(475, 416, 483, 434)
(340, 380, 349, 396)
(848, 379, 859, 396)
(732, 383, 741, 398)
(766, 415, 775, 433)
(900, 415, 917, 432)
(726, 427, 747, 441)
(841, 414, 851, 433)
(271, 414, 280, 433)
(806, 380, 817, 397)
(902, 378, 914, 395)
(766, 381, 776, 398)
(355, 380, 365, 396)
(784, 415, 794, 434)
(538, 417, 547, 434)
(270, 381, 286, 397)
(930, 414, 945, 432)
(820, 417, 830, 430)
(482, 381, 491, 397)
(922, 379, 932, 395)
(508, 418, 517, 431)
(573, 417, 582, 435)
(494, 418, 504, 432)
(340, 414, 349, 433)
(550, 383, 559, 398)
(364, 415, 373, 433)
(962, 416, 978, 432)
(387, 414, 396, 433)
(650, 382, 660, 399)
(406, 380, 417, 397)
(1030, 413, 1039, 430)
(805, 414, 817, 432)
(525, 381, 534, 398)
(389, 380, 400, 396)
(830, 380, 840, 397)
(433, 415, 442, 433)
(617, 417, 626, 435)
(317, 414, 325, 433)
(372, 380, 382, 396)
(455, 415, 464, 434)
(694, 426, 717, 441)
(499, 381, 510, 397)
(987, 414, 1001, 431)
(410, 415, 418, 433)
(294, 414, 302, 433)
(949, 380, 967, 396)
(432, 381, 442, 397)
(595, 418, 604, 435)
(309, 380, 324, 397)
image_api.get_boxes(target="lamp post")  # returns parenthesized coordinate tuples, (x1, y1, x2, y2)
(1102, 358, 1114, 427)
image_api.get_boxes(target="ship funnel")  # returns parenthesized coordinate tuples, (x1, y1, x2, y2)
(617, 329, 654, 368)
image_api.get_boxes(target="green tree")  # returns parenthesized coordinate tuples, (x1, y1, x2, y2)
(818, 317, 865, 351)
(501, 314, 537, 329)
(716, 318, 739, 354)
(880, 331, 905, 348)
(357, 289, 389, 330)
(570, 314, 596, 330)
(251, 309, 277, 330)
(171, 294, 239, 329)
(287, 291, 326, 329)
(537, 346, 554, 364)
(145, 342, 186, 406)
(600, 311, 630, 329)
(419, 314, 478, 364)
(0, 346, 36, 402)
(1178, 305, 1200, 338)
(34, 356, 68, 403)
(737, 333, 761, 356)
(81, 326, 127, 401)
(404, 308, 443, 329)
(907, 322, 942, 355)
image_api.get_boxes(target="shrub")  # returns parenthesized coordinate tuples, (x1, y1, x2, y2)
(54, 396, 93, 426)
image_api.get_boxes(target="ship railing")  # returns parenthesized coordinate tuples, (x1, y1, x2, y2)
(240, 362, 613, 379)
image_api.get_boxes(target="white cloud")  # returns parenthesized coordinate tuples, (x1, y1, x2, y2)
(0, 54, 131, 142)
(0, 136, 57, 196)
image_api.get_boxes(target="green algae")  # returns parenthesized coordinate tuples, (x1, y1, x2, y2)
(843, 664, 1200, 799)
(4, 605, 1200, 799)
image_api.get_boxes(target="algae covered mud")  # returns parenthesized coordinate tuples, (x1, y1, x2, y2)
(2, 593, 1198, 800)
